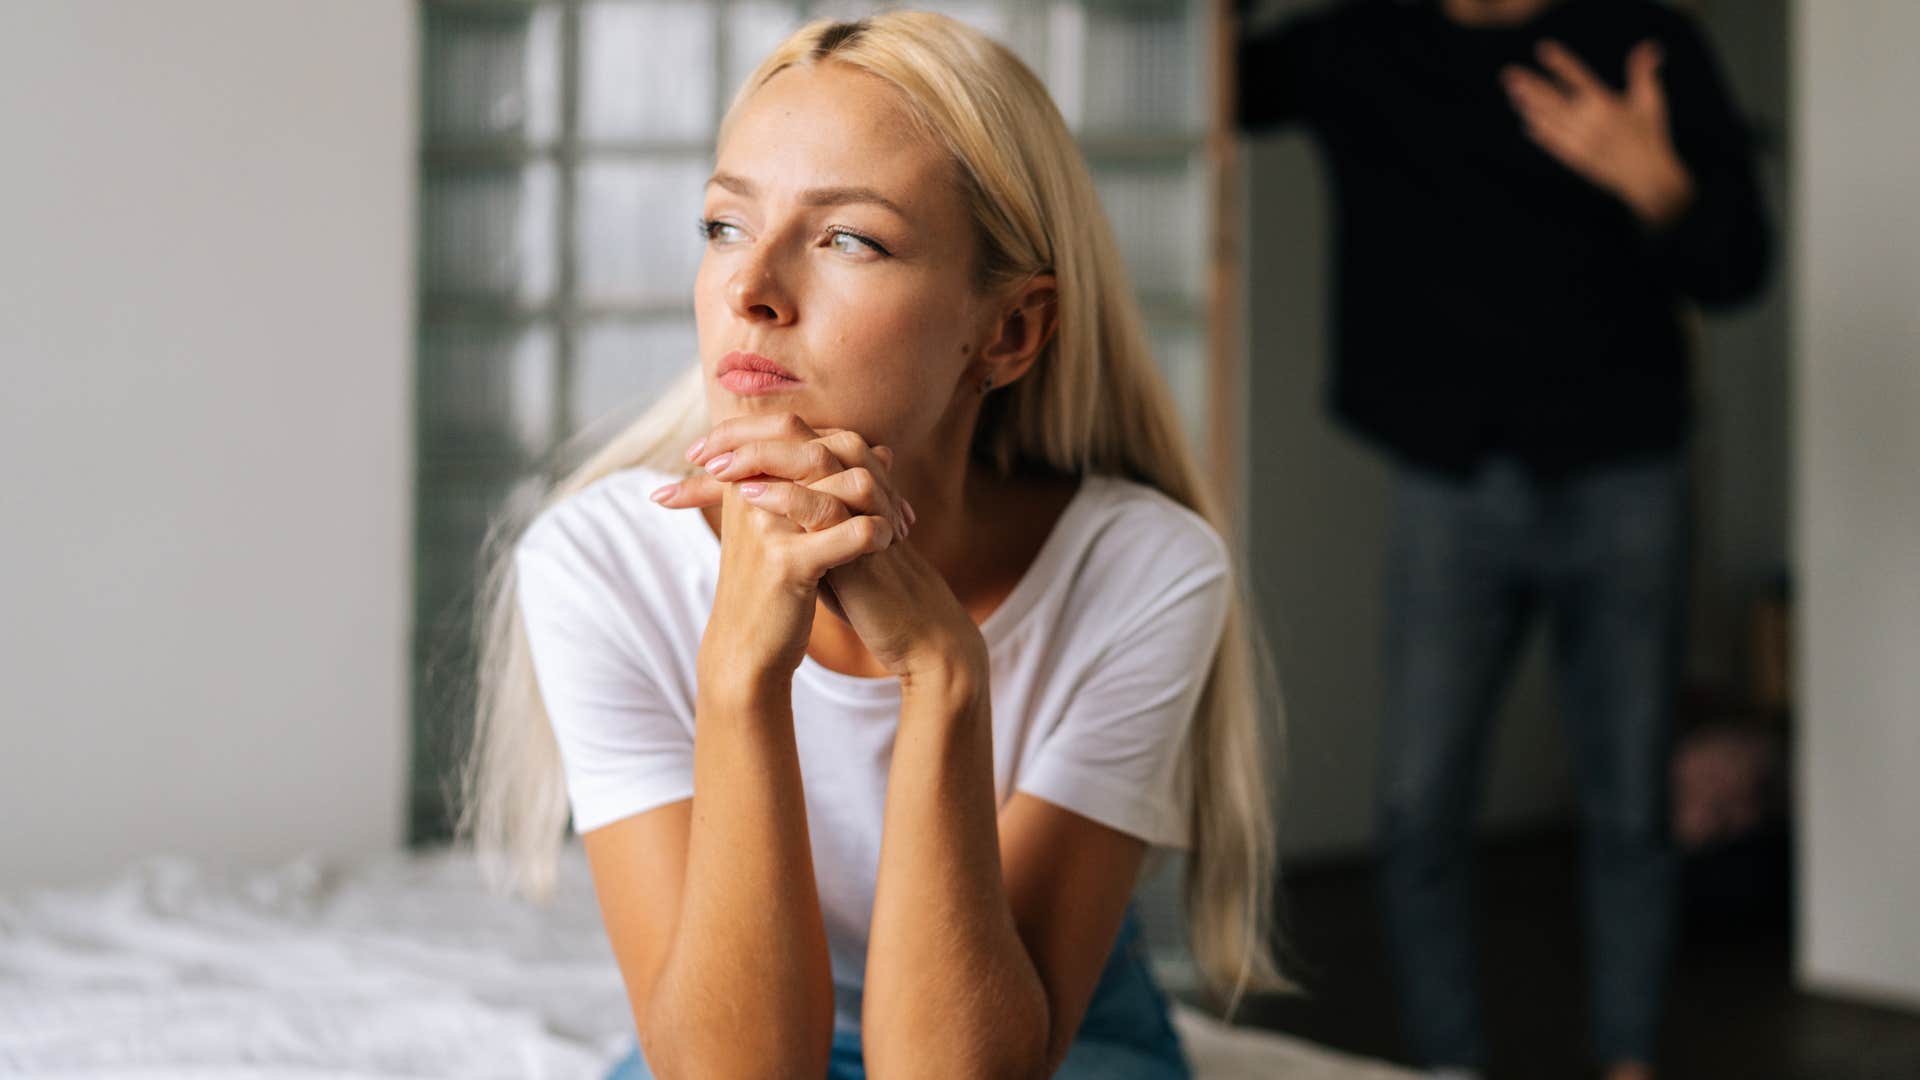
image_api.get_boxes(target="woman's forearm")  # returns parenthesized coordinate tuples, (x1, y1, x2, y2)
(861, 669, 1050, 1080)
(646, 668, 835, 1080)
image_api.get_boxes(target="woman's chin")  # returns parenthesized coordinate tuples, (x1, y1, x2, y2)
(712, 400, 843, 433)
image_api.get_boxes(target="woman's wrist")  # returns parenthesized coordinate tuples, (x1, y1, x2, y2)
(899, 648, 989, 713)
(697, 643, 795, 707)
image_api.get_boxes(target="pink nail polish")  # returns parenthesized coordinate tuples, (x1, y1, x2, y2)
(649, 483, 676, 503)
(685, 437, 705, 462)
(902, 499, 917, 526)
(705, 452, 733, 474)
(739, 482, 767, 498)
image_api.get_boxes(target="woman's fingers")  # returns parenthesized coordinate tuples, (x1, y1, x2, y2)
(814, 430, 914, 532)
(800, 513, 897, 572)
(659, 421, 864, 508)
(811, 468, 906, 539)
(648, 472, 722, 508)
(737, 479, 854, 533)
(704, 437, 843, 485)
(648, 464, 902, 529)
(735, 480, 895, 579)
(653, 467, 908, 539)
(703, 430, 884, 489)
(687, 411, 817, 468)
(673, 415, 915, 533)
(736, 471, 905, 540)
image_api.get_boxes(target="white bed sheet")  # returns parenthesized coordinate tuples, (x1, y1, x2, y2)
(0, 846, 1412, 1079)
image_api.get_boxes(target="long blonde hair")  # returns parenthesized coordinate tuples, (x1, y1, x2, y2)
(459, 10, 1287, 1011)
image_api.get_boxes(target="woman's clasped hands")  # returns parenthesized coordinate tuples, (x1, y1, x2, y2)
(651, 411, 986, 686)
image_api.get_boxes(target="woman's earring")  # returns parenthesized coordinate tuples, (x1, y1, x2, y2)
(980, 374, 994, 395)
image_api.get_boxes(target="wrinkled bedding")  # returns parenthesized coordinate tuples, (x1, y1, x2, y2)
(0, 847, 1411, 1079)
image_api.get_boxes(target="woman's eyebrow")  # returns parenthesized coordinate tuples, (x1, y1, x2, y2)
(706, 172, 908, 219)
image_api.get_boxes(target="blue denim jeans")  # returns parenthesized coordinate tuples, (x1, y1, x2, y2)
(604, 903, 1190, 1079)
(1375, 453, 1687, 1069)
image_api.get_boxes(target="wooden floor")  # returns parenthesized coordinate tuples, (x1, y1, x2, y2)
(1212, 828, 1920, 1080)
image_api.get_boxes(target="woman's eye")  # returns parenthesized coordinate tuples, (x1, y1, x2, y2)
(698, 218, 744, 245)
(828, 229, 887, 257)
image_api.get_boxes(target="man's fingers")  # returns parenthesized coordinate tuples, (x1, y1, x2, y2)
(1504, 67, 1592, 160)
(1627, 39, 1665, 81)
(1536, 39, 1605, 99)
(1522, 114, 1584, 166)
(1511, 87, 1576, 137)
(1502, 65, 1571, 122)
(1626, 39, 1666, 116)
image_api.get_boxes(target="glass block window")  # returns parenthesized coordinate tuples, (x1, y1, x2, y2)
(412, 1, 1221, 918)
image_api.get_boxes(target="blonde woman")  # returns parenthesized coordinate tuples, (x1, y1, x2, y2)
(463, 12, 1284, 1079)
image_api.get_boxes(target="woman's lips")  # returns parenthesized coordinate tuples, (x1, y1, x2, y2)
(717, 369, 803, 395)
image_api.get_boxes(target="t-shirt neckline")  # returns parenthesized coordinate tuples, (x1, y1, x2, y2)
(682, 473, 1101, 701)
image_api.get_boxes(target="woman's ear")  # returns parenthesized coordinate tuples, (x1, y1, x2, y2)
(978, 274, 1058, 388)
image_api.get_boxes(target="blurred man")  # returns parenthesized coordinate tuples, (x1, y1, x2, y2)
(1235, 1, 1771, 1077)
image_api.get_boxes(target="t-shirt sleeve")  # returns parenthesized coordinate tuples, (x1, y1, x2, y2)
(1014, 532, 1233, 850)
(514, 530, 695, 833)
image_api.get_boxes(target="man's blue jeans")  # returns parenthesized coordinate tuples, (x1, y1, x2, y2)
(1375, 453, 1687, 1069)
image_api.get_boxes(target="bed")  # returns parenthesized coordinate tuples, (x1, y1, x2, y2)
(0, 846, 1413, 1079)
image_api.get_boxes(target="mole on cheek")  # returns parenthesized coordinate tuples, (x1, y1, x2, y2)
(961, 344, 971, 355)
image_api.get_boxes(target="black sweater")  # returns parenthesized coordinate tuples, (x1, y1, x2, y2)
(1238, 0, 1771, 479)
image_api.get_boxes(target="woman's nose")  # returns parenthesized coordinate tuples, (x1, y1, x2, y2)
(727, 254, 794, 325)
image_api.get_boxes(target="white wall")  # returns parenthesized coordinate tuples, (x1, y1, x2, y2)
(1791, 0, 1920, 1009)
(0, 2, 415, 887)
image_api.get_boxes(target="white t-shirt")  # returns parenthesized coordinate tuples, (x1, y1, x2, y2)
(514, 463, 1232, 1033)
